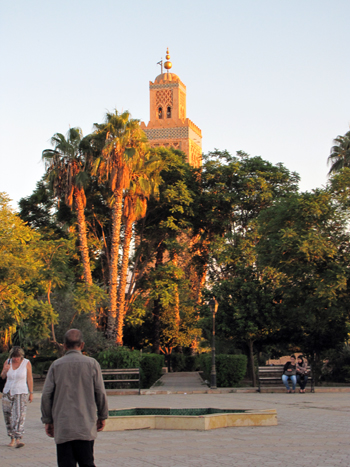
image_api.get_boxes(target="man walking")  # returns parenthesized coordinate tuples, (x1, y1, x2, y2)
(41, 329, 108, 467)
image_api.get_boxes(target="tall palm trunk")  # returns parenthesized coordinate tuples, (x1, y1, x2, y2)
(74, 190, 93, 287)
(115, 215, 134, 345)
(106, 187, 124, 340)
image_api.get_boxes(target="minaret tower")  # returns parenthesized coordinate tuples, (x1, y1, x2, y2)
(141, 49, 202, 167)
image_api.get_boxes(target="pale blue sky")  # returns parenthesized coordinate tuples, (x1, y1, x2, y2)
(1, 0, 350, 207)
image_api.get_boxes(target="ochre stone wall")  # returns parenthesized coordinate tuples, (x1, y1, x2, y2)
(141, 71, 202, 168)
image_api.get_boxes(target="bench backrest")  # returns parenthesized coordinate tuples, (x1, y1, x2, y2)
(258, 365, 312, 374)
(101, 368, 139, 375)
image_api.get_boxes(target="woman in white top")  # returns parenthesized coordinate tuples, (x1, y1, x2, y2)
(1, 346, 33, 448)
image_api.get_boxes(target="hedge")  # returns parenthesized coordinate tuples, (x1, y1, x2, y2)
(170, 354, 200, 372)
(140, 354, 165, 388)
(199, 354, 247, 387)
(96, 346, 140, 369)
(96, 348, 164, 389)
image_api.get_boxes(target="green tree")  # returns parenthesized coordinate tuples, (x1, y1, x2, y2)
(328, 130, 350, 174)
(0, 193, 54, 350)
(205, 223, 283, 386)
(115, 151, 162, 345)
(129, 148, 199, 353)
(257, 187, 350, 378)
(42, 128, 93, 286)
(92, 110, 149, 340)
(35, 237, 75, 347)
(18, 179, 59, 233)
(194, 150, 299, 304)
(199, 151, 299, 381)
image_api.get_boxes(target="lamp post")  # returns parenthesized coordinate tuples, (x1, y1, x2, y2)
(209, 297, 219, 389)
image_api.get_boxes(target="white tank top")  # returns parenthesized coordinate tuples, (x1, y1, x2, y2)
(3, 358, 29, 395)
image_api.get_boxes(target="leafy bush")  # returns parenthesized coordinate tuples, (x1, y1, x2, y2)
(170, 354, 200, 372)
(320, 347, 350, 383)
(170, 353, 186, 372)
(0, 352, 9, 368)
(184, 355, 201, 371)
(96, 346, 140, 369)
(199, 354, 247, 387)
(140, 354, 165, 388)
(31, 360, 54, 377)
(92, 347, 166, 388)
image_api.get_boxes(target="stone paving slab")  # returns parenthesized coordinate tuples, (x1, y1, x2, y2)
(2, 392, 350, 466)
(154, 371, 206, 391)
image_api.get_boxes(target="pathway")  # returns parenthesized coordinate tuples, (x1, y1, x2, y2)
(2, 391, 350, 466)
(153, 371, 207, 392)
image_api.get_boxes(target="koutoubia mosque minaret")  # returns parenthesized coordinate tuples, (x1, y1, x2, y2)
(141, 48, 202, 168)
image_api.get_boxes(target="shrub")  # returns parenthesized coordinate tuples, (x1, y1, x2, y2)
(199, 354, 247, 387)
(170, 353, 186, 372)
(31, 360, 54, 377)
(0, 352, 9, 368)
(170, 354, 200, 372)
(140, 354, 165, 388)
(184, 355, 201, 371)
(320, 348, 350, 383)
(96, 346, 140, 369)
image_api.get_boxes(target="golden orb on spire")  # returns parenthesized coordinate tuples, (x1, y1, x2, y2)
(164, 47, 172, 71)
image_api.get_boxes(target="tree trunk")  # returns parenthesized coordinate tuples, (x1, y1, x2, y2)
(248, 339, 257, 387)
(125, 216, 146, 308)
(152, 243, 165, 354)
(106, 187, 124, 340)
(115, 216, 134, 346)
(74, 190, 93, 286)
(172, 252, 181, 332)
(196, 263, 207, 305)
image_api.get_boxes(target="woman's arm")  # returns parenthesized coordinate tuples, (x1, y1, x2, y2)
(27, 361, 34, 403)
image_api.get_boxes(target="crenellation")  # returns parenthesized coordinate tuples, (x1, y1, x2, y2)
(186, 119, 202, 137)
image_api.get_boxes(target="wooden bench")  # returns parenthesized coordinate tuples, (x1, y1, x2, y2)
(101, 368, 140, 394)
(258, 365, 314, 393)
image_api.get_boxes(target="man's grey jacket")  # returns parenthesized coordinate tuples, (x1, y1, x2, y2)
(41, 350, 108, 444)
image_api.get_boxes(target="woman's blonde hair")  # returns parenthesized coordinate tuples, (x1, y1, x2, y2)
(9, 346, 25, 359)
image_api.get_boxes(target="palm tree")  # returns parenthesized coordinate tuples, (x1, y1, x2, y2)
(42, 128, 93, 287)
(115, 152, 162, 345)
(92, 110, 148, 340)
(328, 130, 350, 174)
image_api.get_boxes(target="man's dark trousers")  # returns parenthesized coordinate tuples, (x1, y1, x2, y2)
(56, 440, 95, 467)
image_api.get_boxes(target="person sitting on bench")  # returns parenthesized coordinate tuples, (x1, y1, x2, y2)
(282, 355, 297, 393)
(296, 355, 308, 393)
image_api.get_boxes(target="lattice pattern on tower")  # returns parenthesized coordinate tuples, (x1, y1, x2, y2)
(156, 90, 173, 108)
(150, 83, 179, 90)
(144, 127, 188, 140)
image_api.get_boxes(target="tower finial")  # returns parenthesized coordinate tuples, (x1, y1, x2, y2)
(164, 47, 172, 73)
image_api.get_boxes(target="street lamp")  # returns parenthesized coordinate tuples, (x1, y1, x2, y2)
(209, 297, 219, 389)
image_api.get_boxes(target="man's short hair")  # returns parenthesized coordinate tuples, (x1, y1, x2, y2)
(64, 329, 83, 349)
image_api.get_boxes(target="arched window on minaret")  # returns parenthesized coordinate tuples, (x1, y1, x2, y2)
(158, 107, 163, 119)
(167, 106, 172, 118)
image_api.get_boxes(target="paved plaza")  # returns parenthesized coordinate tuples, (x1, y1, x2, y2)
(1, 390, 350, 467)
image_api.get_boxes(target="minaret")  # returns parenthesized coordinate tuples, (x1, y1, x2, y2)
(141, 49, 202, 168)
